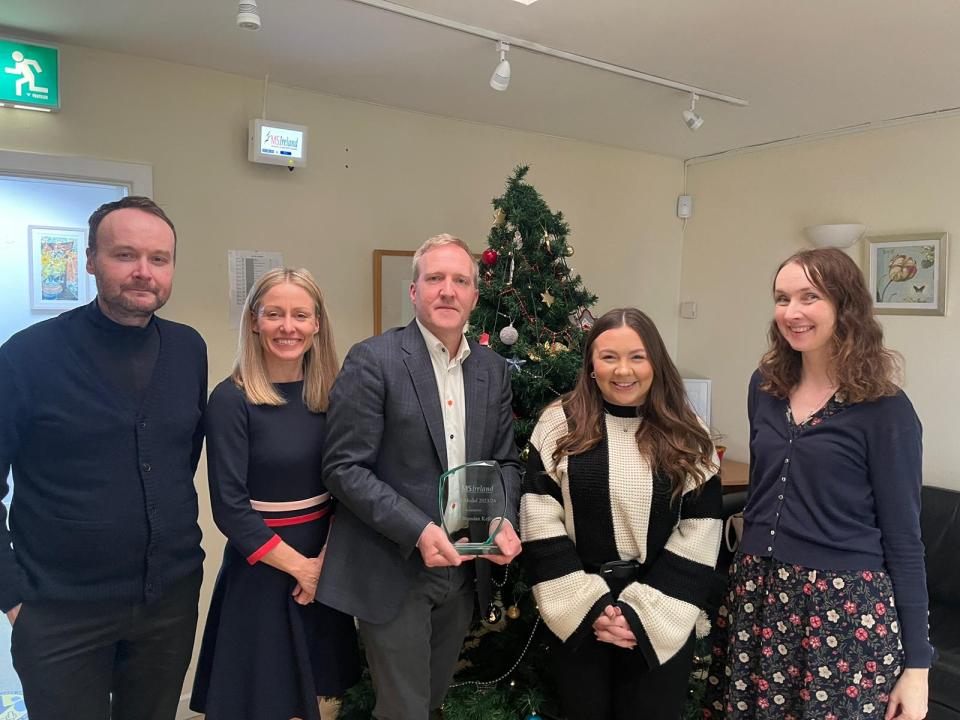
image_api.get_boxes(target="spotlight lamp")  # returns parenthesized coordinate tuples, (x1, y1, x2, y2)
(490, 41, 511, 92)
(237, 0, 262, 30)
(682, 92, 704, 131)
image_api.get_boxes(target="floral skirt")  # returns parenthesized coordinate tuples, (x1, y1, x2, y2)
(702, 554, 903, 720)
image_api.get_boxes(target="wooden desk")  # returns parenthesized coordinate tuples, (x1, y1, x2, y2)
(720, 459, 749, 493)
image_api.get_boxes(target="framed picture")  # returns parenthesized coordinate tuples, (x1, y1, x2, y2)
(865, 233, 948, 316)
(682, 378, 712, 426)
(373, 249, 415, 334)
(28, 225, 88, 311)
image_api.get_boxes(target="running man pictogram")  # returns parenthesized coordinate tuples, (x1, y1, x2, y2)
(4, 50, 48, 96)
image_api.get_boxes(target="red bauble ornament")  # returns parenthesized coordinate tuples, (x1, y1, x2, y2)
(481, 249, 498, 266)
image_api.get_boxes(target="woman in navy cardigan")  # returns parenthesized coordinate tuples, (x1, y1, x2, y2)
(704, 248, 930, 720)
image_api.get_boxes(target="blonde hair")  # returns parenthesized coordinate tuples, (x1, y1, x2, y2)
(233, 267, 338, 412)
(411, 233, 478, 286)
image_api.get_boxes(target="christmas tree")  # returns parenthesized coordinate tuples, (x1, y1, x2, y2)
(468, 164, 597, 449)
(438, 165, 599, 720)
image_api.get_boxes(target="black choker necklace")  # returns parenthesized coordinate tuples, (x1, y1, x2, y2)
(602, 400, 644, 418)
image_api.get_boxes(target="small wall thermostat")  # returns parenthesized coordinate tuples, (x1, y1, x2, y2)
(677, 194, 693, 219)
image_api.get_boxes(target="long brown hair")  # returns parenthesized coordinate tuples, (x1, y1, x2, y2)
(553, 308, 715, 499)
(759, 248, 900, 402)
(233, 267, 339, 412)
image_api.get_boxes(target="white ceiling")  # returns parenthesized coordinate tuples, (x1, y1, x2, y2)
(4, 0, 960, 159)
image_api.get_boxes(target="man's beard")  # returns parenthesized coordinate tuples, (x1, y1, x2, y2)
(108, 286, 168, 317)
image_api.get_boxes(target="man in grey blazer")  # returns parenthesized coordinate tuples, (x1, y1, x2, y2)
(318, 234, 522, 720)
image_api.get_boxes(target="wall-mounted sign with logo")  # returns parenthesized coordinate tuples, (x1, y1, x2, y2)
(0, 38, 60, 111)
(248, 119, 308, 169)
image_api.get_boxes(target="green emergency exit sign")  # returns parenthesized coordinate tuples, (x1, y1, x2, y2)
(0, 39, 59, 111)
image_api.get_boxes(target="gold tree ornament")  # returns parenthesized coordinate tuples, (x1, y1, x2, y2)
(563, 244, 575, 257)
(541, 230, 554, 252)
(492, 207, 506, 227)
(541, 291, 555, 307)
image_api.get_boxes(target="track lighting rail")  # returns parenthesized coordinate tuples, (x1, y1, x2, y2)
(345, 0, 749, 107)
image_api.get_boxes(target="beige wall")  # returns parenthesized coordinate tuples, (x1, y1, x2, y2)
(678, 118, 960, 489)
(0, 42, 684, 698)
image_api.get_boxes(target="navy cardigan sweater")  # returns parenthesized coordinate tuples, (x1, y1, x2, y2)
(741, 369, 932, 667)
(0, 302, 207, 611)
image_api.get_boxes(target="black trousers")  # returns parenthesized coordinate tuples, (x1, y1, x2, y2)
(549, 630, 696, 720)
(11, 569, 202, 720)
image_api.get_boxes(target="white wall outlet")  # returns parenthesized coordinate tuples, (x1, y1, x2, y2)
(680, 301, 698, 319)
(677, 194, 693, 219)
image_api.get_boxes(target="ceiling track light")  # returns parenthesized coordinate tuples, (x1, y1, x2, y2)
(682, 93, 704, 131)
(343, 0, 748, 108)
(237, 0, 262, 31)
(490, 41, 511, 92)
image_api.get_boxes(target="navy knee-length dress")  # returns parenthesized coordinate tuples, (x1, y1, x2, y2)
(191, 379, 360, 720)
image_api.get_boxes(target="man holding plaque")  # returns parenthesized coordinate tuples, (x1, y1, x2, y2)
(319, 234, 521, 720)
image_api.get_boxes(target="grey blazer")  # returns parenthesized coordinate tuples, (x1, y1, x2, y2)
(317, 320, 521, 624)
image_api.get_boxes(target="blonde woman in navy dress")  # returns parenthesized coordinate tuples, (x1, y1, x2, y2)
(191, 268, 359, 720)
(703, 248, 931, 720)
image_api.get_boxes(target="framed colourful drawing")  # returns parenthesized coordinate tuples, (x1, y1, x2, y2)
(28, 226, 88, 311)
(865, 232, 948, 316)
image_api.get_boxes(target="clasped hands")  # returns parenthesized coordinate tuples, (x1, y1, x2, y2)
(291, 550, 325, 605)
(593, 604, 637, 649)
(417, 520, 521, 567)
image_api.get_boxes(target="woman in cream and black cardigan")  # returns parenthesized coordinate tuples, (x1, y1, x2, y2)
(520, 307, 723, 720)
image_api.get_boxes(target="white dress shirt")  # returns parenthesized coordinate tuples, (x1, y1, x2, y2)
(416, 320, 470, 533)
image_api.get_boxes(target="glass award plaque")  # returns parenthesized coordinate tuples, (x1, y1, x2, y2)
(438, 460, 507, 555)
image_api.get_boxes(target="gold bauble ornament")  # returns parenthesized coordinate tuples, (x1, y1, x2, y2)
(563, 244, 575, 257)
(506, 605, 521, 620)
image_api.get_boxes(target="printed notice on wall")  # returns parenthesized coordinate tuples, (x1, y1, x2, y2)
(228, 250, 283, 327)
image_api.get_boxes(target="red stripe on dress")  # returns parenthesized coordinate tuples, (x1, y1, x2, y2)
(246, 533, 281, 565)
(262, 506, 331, 527)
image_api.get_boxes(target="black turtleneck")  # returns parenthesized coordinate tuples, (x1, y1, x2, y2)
(82, 300, 160, 404)
(602, 400, 645, 419)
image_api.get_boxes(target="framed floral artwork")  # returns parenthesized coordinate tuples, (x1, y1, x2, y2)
(28, 226, 88, 311)
(865, 233, 948, 316)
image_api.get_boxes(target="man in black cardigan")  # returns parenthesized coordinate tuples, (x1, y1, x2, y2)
(0, 197, 208, 720)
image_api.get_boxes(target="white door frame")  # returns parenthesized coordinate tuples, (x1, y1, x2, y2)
(0, 148, 152, 195)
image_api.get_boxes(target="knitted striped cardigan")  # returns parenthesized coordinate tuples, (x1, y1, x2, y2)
(520, 401, 723, 668)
